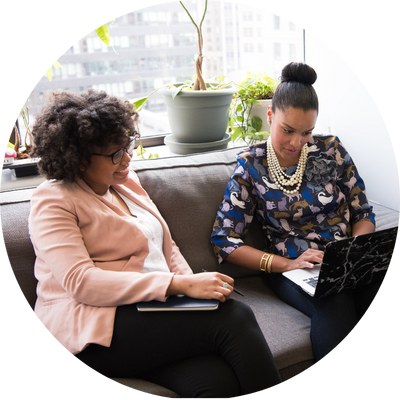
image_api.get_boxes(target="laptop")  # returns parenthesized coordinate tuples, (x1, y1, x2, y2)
(283, 227, 398, 298)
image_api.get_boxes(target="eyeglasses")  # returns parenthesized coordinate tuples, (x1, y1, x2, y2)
(92, 137, 136, 165)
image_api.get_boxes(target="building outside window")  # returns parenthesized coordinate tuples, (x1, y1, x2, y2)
(21, 1, 304, 139)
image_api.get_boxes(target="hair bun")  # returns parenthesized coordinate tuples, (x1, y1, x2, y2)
(281, 62, 317, 85)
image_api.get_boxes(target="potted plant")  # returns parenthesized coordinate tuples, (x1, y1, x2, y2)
(133, 0, 236, 149)
(4, 101, 40, 177)
(228, 72, 277, 145)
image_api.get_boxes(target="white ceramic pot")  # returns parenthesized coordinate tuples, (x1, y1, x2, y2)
(247, 98, 272, 133)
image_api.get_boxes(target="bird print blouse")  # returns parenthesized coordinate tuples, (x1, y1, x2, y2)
(211, 134, 375, 261)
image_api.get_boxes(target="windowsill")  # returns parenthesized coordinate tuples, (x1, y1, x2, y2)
(1, 135, 247, 192)
(137, 134, 167, 148)
(132, 144, 181, 160)
(132, 134, 248, 161)
(1, 169, 45, 192)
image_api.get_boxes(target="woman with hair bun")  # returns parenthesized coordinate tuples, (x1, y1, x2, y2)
(211, 62, 378, 361)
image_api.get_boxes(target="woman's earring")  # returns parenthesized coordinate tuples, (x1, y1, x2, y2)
(267, 105, 272, 125)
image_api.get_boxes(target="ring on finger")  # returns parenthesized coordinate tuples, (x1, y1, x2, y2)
(222, 282, 229, 289)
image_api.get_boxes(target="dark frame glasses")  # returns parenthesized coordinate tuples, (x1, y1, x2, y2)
(92, 137, 136, 164)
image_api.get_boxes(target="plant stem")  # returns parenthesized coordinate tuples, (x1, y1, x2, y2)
(179, 0, 207, 90)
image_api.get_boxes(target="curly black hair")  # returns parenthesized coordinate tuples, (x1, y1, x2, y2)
(30, 89, 139, 182)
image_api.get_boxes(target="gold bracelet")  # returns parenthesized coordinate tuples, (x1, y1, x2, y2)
(260, 253, 271, 272)
(266, 254, 274, 274)
(260, 253, 273, 272)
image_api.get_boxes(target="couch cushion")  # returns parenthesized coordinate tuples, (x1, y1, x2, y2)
(130, 148, 266, 279)
(231, 276, 313, 371)
(111, 377, 180, 397)
(1, 188, 37, 309)
(370, 200, 399, 231)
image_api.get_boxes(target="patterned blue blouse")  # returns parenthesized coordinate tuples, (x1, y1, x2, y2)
(211, 134, 375, 262)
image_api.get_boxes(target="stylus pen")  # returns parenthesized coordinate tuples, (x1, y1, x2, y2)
(202, 269, 244, 296)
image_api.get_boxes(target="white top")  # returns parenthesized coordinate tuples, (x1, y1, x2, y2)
(115, 190, 170, 274)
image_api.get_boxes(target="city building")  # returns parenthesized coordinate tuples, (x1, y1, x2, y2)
(23, 0, 303, 137)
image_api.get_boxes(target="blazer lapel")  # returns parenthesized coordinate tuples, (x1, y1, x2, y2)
(75, 171, 175, 269)
(113, 172, 161, 219)
(113, 172, 175, 262)
(74, 177, 128, 217)
(75, 172, 160, 218)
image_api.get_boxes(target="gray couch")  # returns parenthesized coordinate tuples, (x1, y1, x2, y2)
(1, 147, 399, 397)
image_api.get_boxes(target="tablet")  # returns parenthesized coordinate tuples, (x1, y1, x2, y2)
(136, 295, 219, 311)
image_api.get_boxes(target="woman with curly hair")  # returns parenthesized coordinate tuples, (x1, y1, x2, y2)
(28, 89, 280, 397)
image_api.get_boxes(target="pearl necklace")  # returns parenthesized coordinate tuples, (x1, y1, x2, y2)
(266, 137, 308, 194)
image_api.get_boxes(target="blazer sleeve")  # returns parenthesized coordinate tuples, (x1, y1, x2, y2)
(29, 182, 183, 307)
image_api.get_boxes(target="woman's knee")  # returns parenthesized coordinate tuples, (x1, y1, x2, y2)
(142, 354, 240, 398)
(219, 299, 257, 323)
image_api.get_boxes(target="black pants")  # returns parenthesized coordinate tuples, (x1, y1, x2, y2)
(76, 299, 281, 397)
(264, 273, 381, 361)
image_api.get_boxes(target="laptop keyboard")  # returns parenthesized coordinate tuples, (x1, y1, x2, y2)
(303, 277, 319, 288)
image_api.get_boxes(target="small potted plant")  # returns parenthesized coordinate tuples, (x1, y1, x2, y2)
(228, 72, 277, 145)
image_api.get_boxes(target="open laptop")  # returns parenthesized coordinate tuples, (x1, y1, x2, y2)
(283, 227, 398, 298)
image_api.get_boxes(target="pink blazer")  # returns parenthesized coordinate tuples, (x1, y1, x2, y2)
(28, 171, 193, 354)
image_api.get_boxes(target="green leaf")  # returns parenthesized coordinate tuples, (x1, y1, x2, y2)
(237, 116, 244, 123)
(230, 127, 244, 143)
(216, 75, 226, 83)
(46, 61, 62, 82)
(235, 104, 243, 112)
(136, 144, 146, 156)
(244, 77, 257, 87)
(251, 116, 263, 132)
(53, 61, 62, 69)
(95, 24, 110, 46)
(7, 142, 14, 149)
(132, 97, 149, 111)
(171, 84, 185, 99)
(46, 67, 52, 82)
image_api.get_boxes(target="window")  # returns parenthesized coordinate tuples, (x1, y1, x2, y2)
(22, 1, 304, 139)
(274, 43, 281, 60)
(274, 15, 280, 30)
